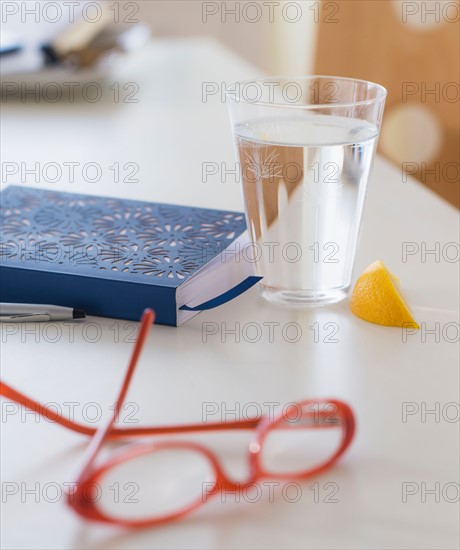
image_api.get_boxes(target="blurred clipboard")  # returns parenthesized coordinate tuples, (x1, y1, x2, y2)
(0, 2, 149, 84)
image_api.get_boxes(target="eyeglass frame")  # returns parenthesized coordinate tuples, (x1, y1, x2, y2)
(0, 308, 355, 529)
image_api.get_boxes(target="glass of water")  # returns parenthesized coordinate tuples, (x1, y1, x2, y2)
(226, 76, 387, 306)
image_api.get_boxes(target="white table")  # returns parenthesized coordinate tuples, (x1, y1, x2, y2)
(1, 38, 459, 550)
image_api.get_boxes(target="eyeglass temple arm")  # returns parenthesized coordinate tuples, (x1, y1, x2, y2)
(74, 308, 155, 482)
(0, 384, 340, 438)
(1, 379, 341, 439)
(0, 380, 260, 436)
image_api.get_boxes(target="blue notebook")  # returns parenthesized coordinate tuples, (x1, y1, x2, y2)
(0, 186, 261, 326)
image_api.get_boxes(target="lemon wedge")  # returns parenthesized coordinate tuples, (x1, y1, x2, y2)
(350, 260, 419, 329)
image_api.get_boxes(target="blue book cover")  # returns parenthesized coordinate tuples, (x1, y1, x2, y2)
(0, 186, 260, 326)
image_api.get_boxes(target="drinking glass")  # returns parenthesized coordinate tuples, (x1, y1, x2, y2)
(226, 76, 387, 306)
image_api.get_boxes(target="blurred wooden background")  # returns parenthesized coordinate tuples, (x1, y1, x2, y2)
(314, 0, 459, 207)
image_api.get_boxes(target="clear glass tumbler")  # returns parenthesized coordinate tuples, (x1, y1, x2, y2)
(226, 76, 387, 306)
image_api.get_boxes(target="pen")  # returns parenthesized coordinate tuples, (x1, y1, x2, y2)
(0, 303, 86, 322)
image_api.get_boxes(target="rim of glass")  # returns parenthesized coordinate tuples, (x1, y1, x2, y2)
(225, 75, 387, 109)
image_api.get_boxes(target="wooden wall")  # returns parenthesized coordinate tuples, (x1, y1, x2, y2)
(314, 0, 459, 207)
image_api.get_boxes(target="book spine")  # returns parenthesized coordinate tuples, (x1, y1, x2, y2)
(0, 267, 178, 326)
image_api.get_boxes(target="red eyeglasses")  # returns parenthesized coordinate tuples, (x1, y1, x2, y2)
(0, 309, 355, 529)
